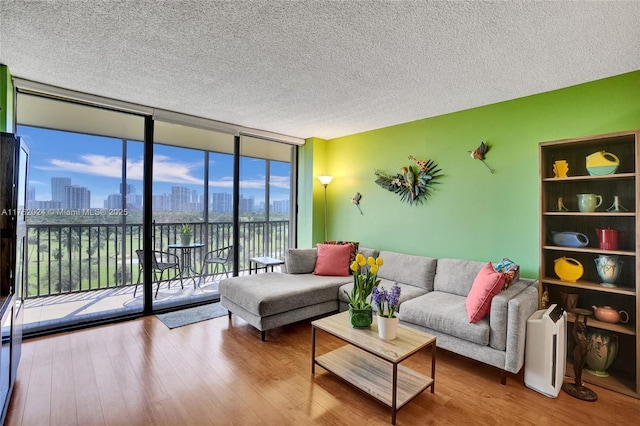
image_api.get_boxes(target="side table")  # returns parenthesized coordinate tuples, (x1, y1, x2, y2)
(249, 256, 284, 274)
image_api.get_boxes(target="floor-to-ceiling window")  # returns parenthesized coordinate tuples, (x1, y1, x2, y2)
(239, 136, 294, 268)
(16, 93, 146, 334)
(151, 120, 235, 310)
(14, 89, 298, 334)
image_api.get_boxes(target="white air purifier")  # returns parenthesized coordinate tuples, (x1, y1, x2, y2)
(524, 304, 567, 398)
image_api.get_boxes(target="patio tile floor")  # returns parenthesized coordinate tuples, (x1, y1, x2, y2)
(22, 277, 222, 335)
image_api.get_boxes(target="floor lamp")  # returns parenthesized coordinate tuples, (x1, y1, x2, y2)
(318, 176, 333, 242)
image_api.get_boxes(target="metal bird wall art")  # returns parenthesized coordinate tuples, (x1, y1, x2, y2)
(351, 192, 364, 215)
(469, 141, 494, 173)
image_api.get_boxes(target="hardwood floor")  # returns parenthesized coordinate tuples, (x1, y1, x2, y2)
(6, 313, 640, 425)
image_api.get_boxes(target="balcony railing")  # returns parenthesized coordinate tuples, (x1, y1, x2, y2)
(25, 220, 289, 298)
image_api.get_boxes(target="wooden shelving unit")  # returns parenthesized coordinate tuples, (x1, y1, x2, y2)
(539, 130, 640, 399)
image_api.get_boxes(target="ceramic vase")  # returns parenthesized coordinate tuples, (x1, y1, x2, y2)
(585, 330, 618, 377)
(181, 234, 192, 246)
(594, 255, 623, 287)
(349, 306, 373, 329)
(377, 315, 399, 340)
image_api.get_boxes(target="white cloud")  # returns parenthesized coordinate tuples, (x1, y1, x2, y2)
(39, 155, 122, 178)
(269, 175, 290, 189)
(36, 154, 204, 185)
(35, 154, 289, 189)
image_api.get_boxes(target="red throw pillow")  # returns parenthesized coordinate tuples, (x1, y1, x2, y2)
(313, 243, 352, 276)
(466, 262, 507, 323)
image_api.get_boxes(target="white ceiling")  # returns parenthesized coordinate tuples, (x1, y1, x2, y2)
(1, 1, 639, 140)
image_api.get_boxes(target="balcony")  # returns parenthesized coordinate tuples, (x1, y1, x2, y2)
(23, 220, 289, 335)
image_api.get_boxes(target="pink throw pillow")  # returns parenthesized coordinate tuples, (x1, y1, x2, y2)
(466, 262, 507, 323)
(313, 243, 352, 276)
(323, 240, 360, 264)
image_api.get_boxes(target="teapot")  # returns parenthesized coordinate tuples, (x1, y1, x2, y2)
(586, 151, 620, 175)
(551, 231, 589, 248)
(595, 227, 622, 250)
(592, 305, 629, 324)
(553, 257, 584, 282)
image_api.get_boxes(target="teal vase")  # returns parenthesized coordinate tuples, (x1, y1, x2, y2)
(348, 306, 373, 329)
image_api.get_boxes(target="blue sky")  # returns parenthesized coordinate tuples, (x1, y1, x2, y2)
(18, 126, 291, 208)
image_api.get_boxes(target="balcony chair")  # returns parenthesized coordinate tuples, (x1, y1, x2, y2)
(134, 249, 184, 298)
(199, 246, 233, 285)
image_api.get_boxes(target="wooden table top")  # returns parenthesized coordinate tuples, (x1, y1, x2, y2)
(312, 311, 436, 363)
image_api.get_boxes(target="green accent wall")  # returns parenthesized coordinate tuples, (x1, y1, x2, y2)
(298, 137, 331, 247)
(321, 70, 640, 278)
(0, 65, 15, 133)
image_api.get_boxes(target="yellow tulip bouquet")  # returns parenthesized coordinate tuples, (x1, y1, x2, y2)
(345, 253, 384, 309)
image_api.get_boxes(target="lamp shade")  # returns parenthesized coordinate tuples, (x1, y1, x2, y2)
(318, 175, 334, 186)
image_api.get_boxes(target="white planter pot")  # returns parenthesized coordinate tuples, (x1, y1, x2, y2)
(377, 315, 399, 340)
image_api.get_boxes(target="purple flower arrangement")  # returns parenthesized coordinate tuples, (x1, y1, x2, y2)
(373, 284, 401, 318)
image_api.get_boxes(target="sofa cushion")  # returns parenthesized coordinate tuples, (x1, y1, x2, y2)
(285, 248, 317, 274)
(377, 250, 437, 290)
(358, 247, 379, 259)
(314, 243, 351, 276)
(338, 278, 428, 311)
(466, 262, 506, 323)
(400, 291, 490, 346)
(219, 273, 351, 317)
(433, 258, 486, 296)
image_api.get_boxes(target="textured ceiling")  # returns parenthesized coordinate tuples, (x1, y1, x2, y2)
(1, 1, 639, 140)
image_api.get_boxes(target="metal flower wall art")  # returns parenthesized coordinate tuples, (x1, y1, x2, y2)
(374, 155, 443, 206)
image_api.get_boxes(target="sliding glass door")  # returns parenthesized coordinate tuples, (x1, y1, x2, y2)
(15, 91, 297, 333)
(16, 93, 146, 333)
(239, 136, 294, 270)
(151, 120, 234, 310)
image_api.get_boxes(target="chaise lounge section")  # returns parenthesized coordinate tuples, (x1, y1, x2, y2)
(220, 272, 351, 341)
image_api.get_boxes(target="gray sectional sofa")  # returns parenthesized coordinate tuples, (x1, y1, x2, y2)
(219, 247, 538, 381)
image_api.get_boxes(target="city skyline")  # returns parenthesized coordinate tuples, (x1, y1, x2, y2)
(28, 178, 290, 213)
(18, 125, 292, 210)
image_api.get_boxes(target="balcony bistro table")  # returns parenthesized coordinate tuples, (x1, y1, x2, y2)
(167, 242, 205, 287)
(248, 256, 285, 274)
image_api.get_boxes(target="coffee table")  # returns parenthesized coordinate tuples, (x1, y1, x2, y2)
(311, 311, 436, 425)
